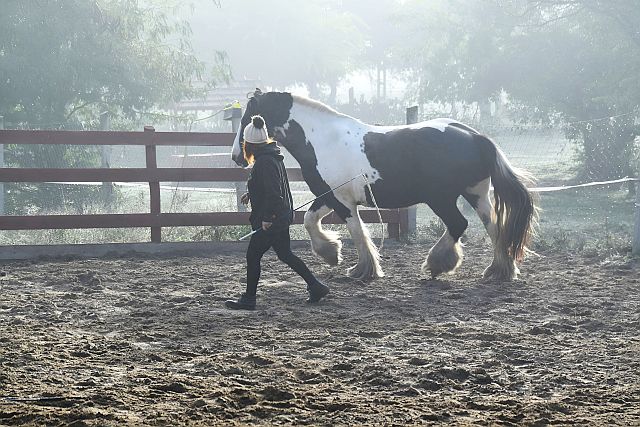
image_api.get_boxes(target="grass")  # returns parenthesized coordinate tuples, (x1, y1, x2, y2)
(408, 184, 636, 257)
(532, 186, 635, 256)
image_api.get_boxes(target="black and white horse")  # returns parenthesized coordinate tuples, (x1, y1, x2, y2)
(231, 90, 537, 282)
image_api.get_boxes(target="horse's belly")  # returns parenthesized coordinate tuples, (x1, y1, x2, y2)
(362, 178, 432, 209)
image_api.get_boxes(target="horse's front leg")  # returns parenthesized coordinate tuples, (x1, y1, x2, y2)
(343, 203, 384, 281)
(303, 200, 342, 266)
(423, 196, 467, 279)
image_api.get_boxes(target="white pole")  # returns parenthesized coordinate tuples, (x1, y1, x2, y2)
(100, 112, 113, 204)
(0, 115, 4, 215)
(229, 107, 246, 213)
(404, 107, 418, 237)
(633, 179, 640, 255)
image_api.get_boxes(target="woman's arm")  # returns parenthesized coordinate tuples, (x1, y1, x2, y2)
(256, 159, 285, 223)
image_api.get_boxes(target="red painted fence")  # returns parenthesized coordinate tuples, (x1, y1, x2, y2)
(0, 128, 410, 243)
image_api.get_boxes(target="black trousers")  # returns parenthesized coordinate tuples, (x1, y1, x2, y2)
(246, 226, 316, 297)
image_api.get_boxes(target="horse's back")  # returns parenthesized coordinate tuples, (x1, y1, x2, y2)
(362, 121, 494, 207)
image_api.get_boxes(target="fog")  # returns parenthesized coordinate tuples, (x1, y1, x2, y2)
(2, 0, 637, 126)
(0, 0, 638, 201)
(1, 5, 639, 424)
(183, 0, 407, 103)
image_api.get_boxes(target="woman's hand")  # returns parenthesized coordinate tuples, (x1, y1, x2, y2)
(240, 192, 250, 205)
(262, 221, 272, 230)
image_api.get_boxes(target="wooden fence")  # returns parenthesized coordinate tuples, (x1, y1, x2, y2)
(0, 128, 410, 244)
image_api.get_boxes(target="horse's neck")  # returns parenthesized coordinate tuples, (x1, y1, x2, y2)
(289, 101, 368, 135)
(284, 102, 373, 179)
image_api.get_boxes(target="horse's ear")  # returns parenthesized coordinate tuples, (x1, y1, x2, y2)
(247, 88, 263, 99)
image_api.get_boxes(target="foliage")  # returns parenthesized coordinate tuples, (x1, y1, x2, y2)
(395, 0, 516, 107)
(498, 0, 640, 180)
(0, 0, 229, 213)
(393, 0, 639, 180)
(0, 0, 212, 125)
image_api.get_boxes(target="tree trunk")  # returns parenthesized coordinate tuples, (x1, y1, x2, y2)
(328, 81, 338, 105)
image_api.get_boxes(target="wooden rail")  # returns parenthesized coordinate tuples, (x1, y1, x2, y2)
(0, 129, 236, 146)
(0, 128, 409, 243)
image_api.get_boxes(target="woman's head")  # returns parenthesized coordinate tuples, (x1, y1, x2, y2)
(243, 115, 274, 165)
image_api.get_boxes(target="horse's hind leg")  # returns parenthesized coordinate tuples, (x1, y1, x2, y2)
(423, 197, 468, 279)
(464, 178, 517, 281)
(304, 200, 342, 266)
(342, 203, 384, 281)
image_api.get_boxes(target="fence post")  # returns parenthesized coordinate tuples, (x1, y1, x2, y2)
(388, 218, 400, 239)
(224, 103, 245, 212)
(99, 112, 113, 204)
(145, 126, 162, 243)
(399, 106, 419, 239)
(0, 115, 4, 215)
(633, 179, 640, 255)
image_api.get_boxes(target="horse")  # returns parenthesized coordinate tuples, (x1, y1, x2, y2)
(231, 89, 537, 282)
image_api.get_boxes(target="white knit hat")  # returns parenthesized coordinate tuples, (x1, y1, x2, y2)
(243, 115, 269, 144)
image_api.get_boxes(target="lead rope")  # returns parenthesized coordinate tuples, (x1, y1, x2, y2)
(238, 174, 362, 241)
(361, 172, 384, 251)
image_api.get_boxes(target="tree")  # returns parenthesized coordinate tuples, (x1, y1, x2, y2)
(395, 0, 517, 116)
(0, 0, 228, 213)
(0, 0, 229, 126)
(188, 0, 366, 102)
(393, 0, 639, 180)
(497, 0, 640, 180)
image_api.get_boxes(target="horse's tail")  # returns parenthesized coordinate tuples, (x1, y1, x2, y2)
(478, 135, 538, 262)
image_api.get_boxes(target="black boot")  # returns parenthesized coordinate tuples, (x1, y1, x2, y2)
(225, 293, 256, 310)
(307, 279, 330, 303)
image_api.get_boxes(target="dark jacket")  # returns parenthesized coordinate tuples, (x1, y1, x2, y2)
(247, 143, 294, 231)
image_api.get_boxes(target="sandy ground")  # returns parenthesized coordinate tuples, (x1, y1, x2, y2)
(0, 240, 639, 426)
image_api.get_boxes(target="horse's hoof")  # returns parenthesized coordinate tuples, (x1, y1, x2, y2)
(322, 253, 340, 266)
(313, 241, 342, 266)
(347, 265, 366, 280)
(482, 272, 516, 282)
(347, 264, 381, 281)
(482, 263, 518, 282)
(482, 265, 495, 280)
(423, 262, 448, 280)
(480, 275, 499, 284)
(424, 246, 462, 278)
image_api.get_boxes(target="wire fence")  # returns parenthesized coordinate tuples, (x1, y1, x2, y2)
(0, 111, 638, 253)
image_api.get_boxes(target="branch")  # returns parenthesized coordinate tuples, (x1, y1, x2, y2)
(65, 101, 99, 120)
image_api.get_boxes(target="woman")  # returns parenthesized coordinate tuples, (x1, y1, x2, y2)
(225, 115, 330, 310)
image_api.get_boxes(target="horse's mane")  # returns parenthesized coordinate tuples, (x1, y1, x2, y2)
(291, 94, 355, 119)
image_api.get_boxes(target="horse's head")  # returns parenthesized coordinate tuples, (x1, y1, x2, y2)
(231, 88, 294, 167)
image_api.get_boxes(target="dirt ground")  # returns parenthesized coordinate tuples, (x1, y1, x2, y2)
(0, 241, 639, 426)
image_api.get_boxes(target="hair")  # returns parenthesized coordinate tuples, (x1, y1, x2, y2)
(243, 115, 274, 165)
(251, 115, 264, 129)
